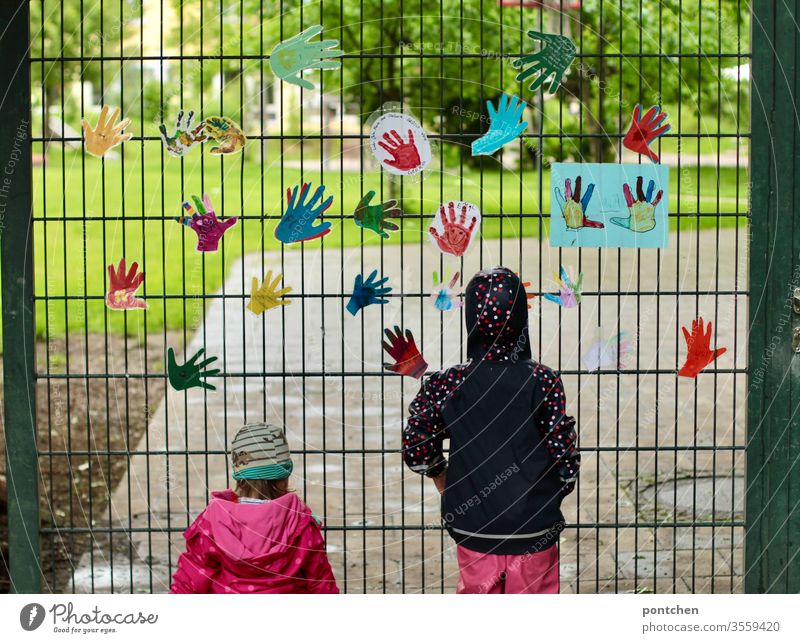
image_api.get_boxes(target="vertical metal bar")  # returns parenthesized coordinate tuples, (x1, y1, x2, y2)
(746, 0, 800, 594)
(0, 0, 39, 594)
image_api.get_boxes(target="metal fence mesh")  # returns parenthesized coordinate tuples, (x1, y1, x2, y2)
(28, 0, 749, 593)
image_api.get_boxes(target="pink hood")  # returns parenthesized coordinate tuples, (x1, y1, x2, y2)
(170, 490, 338, 594)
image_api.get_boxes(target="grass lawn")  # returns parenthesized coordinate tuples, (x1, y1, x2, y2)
(26, 145, 748, 340)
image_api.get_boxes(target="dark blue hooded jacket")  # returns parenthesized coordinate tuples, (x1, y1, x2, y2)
(402, 267, 579, 555)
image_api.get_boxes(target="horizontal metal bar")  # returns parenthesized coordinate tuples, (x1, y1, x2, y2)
(33, 290, 749, 302)
(38, 444, 746, 457)
(31, 132, 752, 143)
(40, 520, 747, 535)
(37, 368, 748, 380)
(28, 52, 753, 63)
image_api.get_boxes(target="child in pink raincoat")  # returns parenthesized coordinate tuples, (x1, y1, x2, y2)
(170, 423, 338, 594)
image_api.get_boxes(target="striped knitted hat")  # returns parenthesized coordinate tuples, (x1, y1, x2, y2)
(231, 423, 293, 480)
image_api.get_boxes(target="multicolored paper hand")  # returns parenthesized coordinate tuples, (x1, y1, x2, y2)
(623, 104, 671, 163)
(177, 194, 238, 252)
(353, 190, 401, 239)
(203, 116, 246, 155)
(159, 110, 207, 157)
(347, 270, 392, 316)
(554, 176, 604, 229)
(247, 271, 292, 314)
(105, 258, 147, 310)
(431, 271, 463, 312)
(167, 347, 220, 391)
(82, 105, 132, 158)
(610, 176, 663, 233)
(269, 25, 344, 90)
(429, 201, 479, 257)
(471, 94, 529, 156)
(513, 29, 577, 94)
(678, 317, 726, 378)
(543, 265, 583, 308)
(582, 332, 635, 372)
(275, 182, 333, 244)
(382, 326, 428, 379)
(377, 129, 423, 172)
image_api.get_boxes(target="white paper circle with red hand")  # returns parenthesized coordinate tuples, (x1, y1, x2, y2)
(370, 113, 431, 176)
(428, 201, 481, 257)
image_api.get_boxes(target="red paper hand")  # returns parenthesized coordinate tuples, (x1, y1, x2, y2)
(382, 326, 428, 379)
(623, 104, 671, 163)
(106, 258, 147, 310)
(377, 129, 422, 172)
(678, 317, 726, 378)
(429, 201, 478, 257)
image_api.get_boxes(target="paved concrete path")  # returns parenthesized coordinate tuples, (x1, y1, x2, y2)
(73, 227, 748, 593)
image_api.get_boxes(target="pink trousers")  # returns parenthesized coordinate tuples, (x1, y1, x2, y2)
(456, 544, 559, 594)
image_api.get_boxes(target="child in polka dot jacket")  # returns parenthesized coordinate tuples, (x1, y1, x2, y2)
(403, 267, 579, 593)
(170, 423, 338, 594)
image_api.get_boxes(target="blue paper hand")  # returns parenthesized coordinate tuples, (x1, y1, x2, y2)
(347, 270, 392, 316)
(471, 94, 529, 156)
(430, 271, 463, 311)
(274, 182, 333, 244)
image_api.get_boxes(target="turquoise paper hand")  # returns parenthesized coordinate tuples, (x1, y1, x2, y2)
(471, 94, 529, 156)
(513, 30, 577, 94)
(270, 25, 344, 90)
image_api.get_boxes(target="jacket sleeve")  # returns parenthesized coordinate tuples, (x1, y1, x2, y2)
(533, 368, 580, 495)
(298, 520, 339, 594)
(170, 513, 220, 594)
(402, 370, 455, 477)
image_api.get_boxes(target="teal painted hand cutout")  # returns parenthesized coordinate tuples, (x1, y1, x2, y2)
(513, 30, 577, 94)
(270, 25, 344, 90)
(472, 94, 528, 156)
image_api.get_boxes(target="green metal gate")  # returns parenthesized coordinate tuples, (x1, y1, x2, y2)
(1, 0, 797, 593)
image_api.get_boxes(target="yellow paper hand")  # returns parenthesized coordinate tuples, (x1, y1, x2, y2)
(246, 271, 292, 314)
(82, 105, 132, 157)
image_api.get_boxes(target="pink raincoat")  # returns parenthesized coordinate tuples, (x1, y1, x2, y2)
(170, 490, 339, 594)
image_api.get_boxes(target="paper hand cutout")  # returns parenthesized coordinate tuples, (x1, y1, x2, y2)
(203, 116, 246, 155)
(382, 326, 428, 379)
(554, 176, 604, 229)
(167, 347, 220, 391)
(159, 110, 207, 157)
(270, 25, 344, 90)
(513, 29, 577, 94)
(610, 176, 663, 233)
(105, 258, 147, 310)
(275, 182, 333, 244)
(177, 194, 238, 252)
(431, 271, 463, 312)
(472, 94, 529, 156)
(429, 201, 479, 257)
(582, 332, 635, 372)
(247, 271, 292, 314)
(623, 104, 671, 163)
(678, 317, 726, 378)
(82, 106, 132, 158)
(543, 265, 583, 308)
(354, 190, 401, 239)
(347, 270, 392, 316)
(377, 129, 423, 172)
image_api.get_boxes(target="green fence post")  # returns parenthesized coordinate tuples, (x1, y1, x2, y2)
(747, 0, 800, 593)
(0, 0, 40, 593)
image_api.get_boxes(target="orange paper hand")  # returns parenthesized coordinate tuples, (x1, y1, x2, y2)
(678, 317, 726, 378)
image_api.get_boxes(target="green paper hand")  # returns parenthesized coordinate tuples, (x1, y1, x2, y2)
(353, 190, 401, 239)
(270, 25, 344, 90)
(513, 30, 577, 94)
(167, 347, 220, 391)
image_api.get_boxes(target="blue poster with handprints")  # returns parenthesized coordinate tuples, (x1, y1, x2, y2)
(550, 163, 670, 248)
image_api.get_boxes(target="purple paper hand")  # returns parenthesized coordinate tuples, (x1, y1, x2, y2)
(177, 194, 238, 252)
